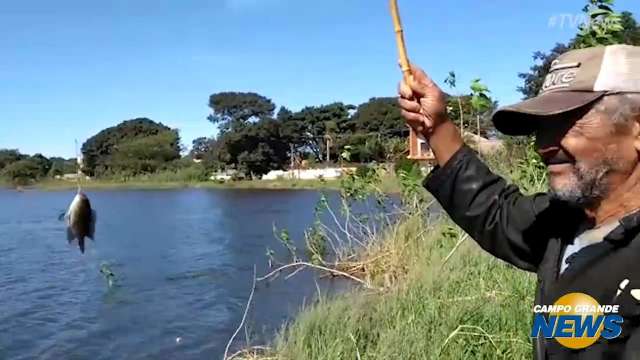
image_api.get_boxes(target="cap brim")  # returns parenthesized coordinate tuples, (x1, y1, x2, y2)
(492, 91, 607, 136)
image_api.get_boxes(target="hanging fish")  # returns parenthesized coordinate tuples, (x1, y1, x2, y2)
(64, 190, 96, 253)
(63, 141, 96, 253)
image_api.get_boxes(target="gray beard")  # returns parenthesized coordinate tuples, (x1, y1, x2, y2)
(549, 161, 613, 209)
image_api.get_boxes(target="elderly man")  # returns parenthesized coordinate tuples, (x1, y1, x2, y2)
(398, 44, 640, 359)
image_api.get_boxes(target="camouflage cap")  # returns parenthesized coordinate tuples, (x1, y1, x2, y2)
(492, 45, 640, 135)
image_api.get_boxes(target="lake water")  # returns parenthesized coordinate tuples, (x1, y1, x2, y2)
(0, 188, 355, 360)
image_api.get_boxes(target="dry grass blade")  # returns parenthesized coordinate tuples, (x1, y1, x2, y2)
(441, 233, 469, 267)
(256, 262, 377, 290)
(226, 346, 272, 360)
(224, 266, 257, 360)
(349, 332, 362, 360)
(439, 325, 499, 356)
(438, 324, 530, 357)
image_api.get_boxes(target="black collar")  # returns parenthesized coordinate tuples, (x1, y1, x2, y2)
(604, 208, 640, 245)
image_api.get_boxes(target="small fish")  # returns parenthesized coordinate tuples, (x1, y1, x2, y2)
(64, 191, 96, 253)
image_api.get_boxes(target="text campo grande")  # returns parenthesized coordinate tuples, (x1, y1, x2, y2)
(533, 304, 620, 313)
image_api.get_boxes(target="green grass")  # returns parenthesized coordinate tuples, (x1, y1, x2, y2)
(256, 215, 536, 360)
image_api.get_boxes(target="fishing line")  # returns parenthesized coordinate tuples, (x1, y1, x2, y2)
(70, 139, 114, 287)
(75, 139, 82, 192)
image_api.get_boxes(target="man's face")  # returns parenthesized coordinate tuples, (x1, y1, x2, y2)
(534, 97, 639, 208)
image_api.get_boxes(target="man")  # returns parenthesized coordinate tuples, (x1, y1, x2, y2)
(398, 44, 640, 359)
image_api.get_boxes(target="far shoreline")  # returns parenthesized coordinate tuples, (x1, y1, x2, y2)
(2, 178, 345, 192)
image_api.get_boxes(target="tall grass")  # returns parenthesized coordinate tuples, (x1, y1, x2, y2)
(262, 214, 537, 359)
(233, 140, 547, 360)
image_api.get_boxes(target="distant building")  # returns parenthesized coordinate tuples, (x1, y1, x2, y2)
(210, 170, 238, 181)
(55, 173, 91, 181)
(462, 132, 505, 155)
(408, 129, 503, 160)
(408, 129, 435, 161)
(261, 167, 356, 181)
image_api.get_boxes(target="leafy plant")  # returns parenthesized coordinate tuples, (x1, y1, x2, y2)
(445, 71, 466, 133)
(272, 225, 298, 263)
(394, 159, 426, 208)
(469, 79, 493, 140)
(574, 0, 625, 48)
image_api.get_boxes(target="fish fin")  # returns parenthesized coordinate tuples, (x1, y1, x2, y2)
(79, 238, 85, 253)
(66, 227, 75, 243)
(88, 210, 97, 240)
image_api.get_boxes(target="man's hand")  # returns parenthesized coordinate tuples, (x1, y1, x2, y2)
(397, 64, 449, 137)
(397, 63, 464, 167)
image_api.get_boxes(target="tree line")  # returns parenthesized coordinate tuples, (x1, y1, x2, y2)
(0, 149, 77, 185)
(194, 80, 497, 178)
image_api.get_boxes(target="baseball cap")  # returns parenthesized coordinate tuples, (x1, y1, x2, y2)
(492, 45, 640, 135)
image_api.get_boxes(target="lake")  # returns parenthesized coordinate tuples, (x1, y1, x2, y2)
(0, 188, 357, 360)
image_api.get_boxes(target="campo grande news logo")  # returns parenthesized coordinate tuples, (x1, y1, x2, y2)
(531, 293, 623, 349)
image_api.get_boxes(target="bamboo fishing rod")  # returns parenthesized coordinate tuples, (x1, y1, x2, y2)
(390, 0, 425, 159)
(390, 0, 412, 84)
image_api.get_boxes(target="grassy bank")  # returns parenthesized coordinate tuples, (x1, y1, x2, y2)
(240, 215, 536, 360)
(233, 143, 545, 360)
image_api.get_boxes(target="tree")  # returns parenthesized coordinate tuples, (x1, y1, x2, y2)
(276, 106, 293, 122)
(350, 98, 403, 137)
(621, 11, 640, 44)
(190, 137, 213, 160)
(0, 149, 24, 170)
(573, 0, 626, 49)
(519, 2, 640, 99)
(1, 159, 42, 185)
(108, 131, 181, 176)
(81, 118, 180, 176)
(30, 154, 52, 178)
(283, 103, 355, 161)
(49, 157, 77, 177)
(211, 117, 290, 177)
(518, 43, 571, 99)
(207, 92, 276, 133)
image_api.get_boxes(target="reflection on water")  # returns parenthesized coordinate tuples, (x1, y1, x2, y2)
(0, 188, 357, 360)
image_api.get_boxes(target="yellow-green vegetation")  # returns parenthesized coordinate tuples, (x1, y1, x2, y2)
(231, 141, 546, 360)
(29, 178, 342, 191)
(14, 166, 402, 192)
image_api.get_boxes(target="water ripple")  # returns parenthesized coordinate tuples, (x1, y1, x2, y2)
(0, 189, 342, 359)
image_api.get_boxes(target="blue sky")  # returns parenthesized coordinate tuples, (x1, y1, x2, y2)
(2, 0, 639, 158)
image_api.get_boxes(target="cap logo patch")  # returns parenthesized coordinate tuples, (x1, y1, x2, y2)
(542, 60, 582, 93)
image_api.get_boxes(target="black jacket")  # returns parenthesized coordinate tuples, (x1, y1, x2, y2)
(423, 144, 640, 360)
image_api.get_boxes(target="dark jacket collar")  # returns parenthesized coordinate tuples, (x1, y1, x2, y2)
(553, 198, 640, 246)
(603, 208, 640, 245)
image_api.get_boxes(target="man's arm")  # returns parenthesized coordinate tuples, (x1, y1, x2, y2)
(397, 64, 558, 272)
(423, 143, 554, 272)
